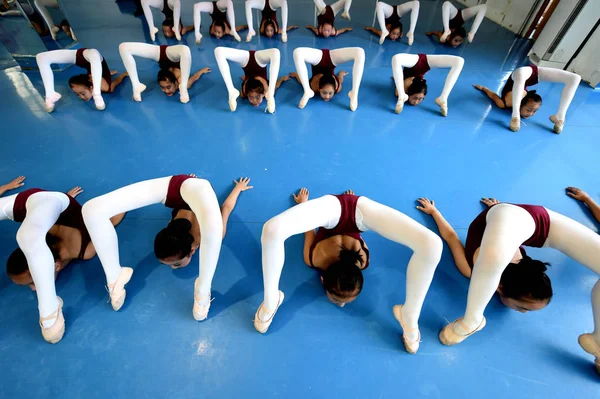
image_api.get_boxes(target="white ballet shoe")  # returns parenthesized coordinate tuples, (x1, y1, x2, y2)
(509, 117, 520, 132)
(150, 26, 159, 41)
(549, 115, 564, 134)
(174, 29, 182, 41)
(281, 33, 287, 43)
(341, 11, 350, 21)
(232, 31, 242, 42)
(379, 29, 389, 45)
(395, 94, 408, 114)
(195, 32, 203, 45)
(132, 83, 147, 102)
(439, 317, 486, 346)
(69, 28, 77, 41)
(93, 94, 106, 111)
(192, 277, 213, 321)
(40, 297, 65, 344)
(440, 29, 451, 43)
(467, 31, 475, 43)
(246, 29, 255, 42)
(254, 291, 284, 333)
(298, 91, 314, 109)
(106, 267, 133, 311)
(348, 91, 358, 112)
(266, 95, 275, 114)
(228, 89, 240, 112)
(578, 334, 600, 375)
(435, 97, 448, 117)
(45, 92, 61, 113)
(406, 32, 414, 46)
(50, 26, 59, 40)
(393, 305, 420, 354)
(179, 86, 190, 104)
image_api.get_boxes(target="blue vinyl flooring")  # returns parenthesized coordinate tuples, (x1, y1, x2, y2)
(0, 0, 599, 398)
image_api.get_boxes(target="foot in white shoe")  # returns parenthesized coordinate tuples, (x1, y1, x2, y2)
(379, 29, 389, 45)
(281, 33, 287, 43)
(395, 94, 408, 114)
(298, 91, 314, 109)
(435, 97, 448, 117)
(393, 305, 420, 354)
(232, 32, 241, 42)
(510, 117, 520, 132)
(406, 32, 414, 46)
(174, 29, 182, 41)
(179, 86, 190, 104)
(40, 297, 65, 344)
(228, 89, 240, 112)
(93, 94, 106, 111)
(267, 95, 275, 114)
(45, 92, 61, 113)
(348, 91, 358, 112)
(195, 32, 203, 44)
(549, 115, 564, 134)
(254, 291, 284, 333)
(467, 32, 475, 43)
(150, 26, 159, 41)
(132, 84, 147, 102)
(440, 30, 451, 43)
(246, 29, 256, 42)
(341, 11, 350, 21)
(107, 267, 134, 311)
(192, 277, 212, 321)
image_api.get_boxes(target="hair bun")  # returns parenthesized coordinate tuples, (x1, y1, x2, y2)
(167, 218, 192, 233)
(338, 247, 364, 266)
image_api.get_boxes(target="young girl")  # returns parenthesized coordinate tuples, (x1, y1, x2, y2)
(214, 47, 284, 113)
(426, 1, 487, 47)
(82, 175, 248, 321)
(473, 65, 581, 133)
(36, 49, 128, 113)
(307, 0, 353, 38)
(1, 183, 122, 343)
(392, 53, 464, 116)
(365, 1, 420, 45)
(244, 0, 297, 42)
(291, 47, 364, 111)
(141, 0, 193, 41)
(415, 197, 600, 373)
(119, 42, 210, 103)
(193, 0, 245, 44)
(254, 188, 443, 354)
(33, 0, 76, 40)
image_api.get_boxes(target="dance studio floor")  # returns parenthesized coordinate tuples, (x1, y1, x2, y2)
(1, 0, 599, 397)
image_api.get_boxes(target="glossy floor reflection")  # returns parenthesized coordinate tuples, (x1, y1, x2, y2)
(1, 1, 599, 398)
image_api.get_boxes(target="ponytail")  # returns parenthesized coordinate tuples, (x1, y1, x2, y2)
(500, 255, 553, 302)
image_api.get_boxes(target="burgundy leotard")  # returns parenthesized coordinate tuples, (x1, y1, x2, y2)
(261, 0, 278, 30)
(13, 189, 91, 259)
(211, 1, 229, 29)
(158, 45, 181, 70)
(164, 175, 194, 211)
(385, 6, 401, 26)
(501, 65, 539, 101)
(75, 48, 113, 91)
(311, 49, 338, 85)
(243, 51, 268, 82)
(464, 204, 551, 268)
(317, 5, 335, 28)
(449, 10, 464, 30)
(308, 194, 370, 269)
(403, 54, 430, 79)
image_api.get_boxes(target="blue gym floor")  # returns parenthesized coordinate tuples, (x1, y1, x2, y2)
(1, 0, 599, 397)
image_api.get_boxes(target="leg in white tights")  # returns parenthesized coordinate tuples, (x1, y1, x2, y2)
(36, 50, 76, 112)
(440, 1, 457, 42)
(275, 0, 289, 42)
(392, 53, 463, 115)
(377, 1, 419, 45)
(80, 49, 107, 110)
(193, 1, 214, 44)
(219, 0, 241, 42)
(118, 42, 160, 102)
(82, 177, 222, 311)
(169, 0, 182, 41)
(34, 0, 59, 39)
(259, 194, 442, 339)
(244, 0, 265, 42)
(255, 48, 280, 113)
(460, 4, 487, 43)
(329, 0, 352, 20)
(141, 0, 161, 41)
(292, 47, 322, 109)
(166, 45, 192, 103)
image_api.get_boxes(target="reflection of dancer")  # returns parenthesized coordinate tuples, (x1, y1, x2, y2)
(0, 0, 48, 35)
(365, 1, 420, 45)
(141, 0, 193, 41)
(245, 0, 297, 43)
(33, 0, 76, 40)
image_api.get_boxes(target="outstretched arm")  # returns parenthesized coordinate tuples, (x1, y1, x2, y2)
(306, 25, 319, 35)
(567, 187, 600, 224)
(220, 177, 253, 238)
(0, 176, 25, 196)
(416, 198, 471, 278)
(335, 27, 353, 36)
(110, 72, 129, 92)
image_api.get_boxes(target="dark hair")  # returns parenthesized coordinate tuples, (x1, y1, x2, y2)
(154, 218, 194, 261)
(451, 27, 467, 40)
(157, 69, 177, 84)
(322, 248, 364, 298)
(59, 19, 70, 29)
(69, 74, 92, 88)
(521, 90, 542, 107)
(245, 77, 265, 95)
(407, 76, 428, 96)
(162, 18, 174, 27)
(500, 255, 553, 302)
(213, 21, 226, 31)
(318, 74, 337, 90)
(264, 20, 276, 33)
(7, 235, 60, 276)
(389, 20, 403, 35)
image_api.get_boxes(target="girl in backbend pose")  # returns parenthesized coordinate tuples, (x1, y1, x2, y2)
(254, 187, 443, 355)
(365, 1, 420, 45)
(82, 175, 250, 321)
(193, 0, 246, 44)
(1, 184, 123, 343)
(426, 1, 487, 47)
(141, 0, 193, 41)
(392, 53, 464, 116)
(33, 0, 76, 40)
(473, 65, 581, 133)
(36, 49, 128, 113)
(214, 47, 285, 113)
(306, 0, 353, 38)
(416, 197, 600, 374)
(119, 42, 210, 104)
(290, 47, 364, 111)
(244, 0, 298, 43)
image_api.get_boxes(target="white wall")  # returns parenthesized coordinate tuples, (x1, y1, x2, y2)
(456, 0, 539, 34)
(568, 26, 600, 87)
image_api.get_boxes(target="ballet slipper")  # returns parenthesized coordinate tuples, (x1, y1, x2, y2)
(50, 26, 59, 40)
(195, 32, 203, 45)
(231, 31, 242, 42)
(439, 317, 486, 346)
(106, 267, 133, 311)
(132, 83, 147, 102)
(406, 32, 414, 46)
(341, 11, 350, 21)
(281, 33, 287, 43)
(254, 291, 284, 333)
(150, 26, 159, 41)
(174, 29, 182, 41)
(392, 305, 420, 354)
(579, 334, 600, 375)
(435, 97, 448, 116)
(509, 117, 520, 132)
(192, 277, 213, 321)
(45, 92, 61, 113)
(93, 94, 105, 111)
(395, 94, 408, 114)
(298, 91, 314, 109)
(69, 28, 77, 41)
(379, 28, 389, 45)
(467, 31, 475, 43)
(440, 29, 451, 43)
(40, 297, 65, 344)
(549, 115, 564, 134)
(246, 29, 255, 42)
(348, 91, 358, 112)
(228, 88, 240, 112)
(266, 94, 275, 114)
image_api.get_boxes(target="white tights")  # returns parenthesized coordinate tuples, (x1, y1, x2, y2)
(292, 47, 365, 111)
(118, 42, 192, 103)
(260, 195, 443, 340)
(245, 0, 288, 42)
(510, 66, 581, 124)
(141, 0, 181, 41)
(457, 204, 600, 345)
(193, 0, 240, 44)
(36, 49, 106, 111)
(213, 47, 280, 113)
(314, 0, 352, 19)
(392, 53, 464, 113)
(0, 191, 68, 327)
(441, 1, 487, 43)
(34, 0, 67, 40)
(82, 177, 223, 302)
(376, 1, 420, 44)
